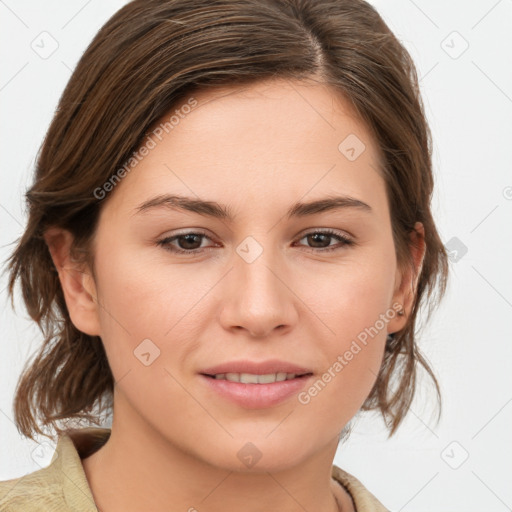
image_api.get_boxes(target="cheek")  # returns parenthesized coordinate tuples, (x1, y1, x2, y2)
(298, 347, 384, 434)
(298, 281, 390, 427)
(94, 241, 188, 332)
(299, 251, 395, 409)
(92, 242, 211, 376)
(299, 246, 397, 342)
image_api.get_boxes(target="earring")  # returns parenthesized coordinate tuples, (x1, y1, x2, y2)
(398, 309, 405, 316)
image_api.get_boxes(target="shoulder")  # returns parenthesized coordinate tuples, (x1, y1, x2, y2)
(0, 463, 65, 511)
(332, 464, 391, 512)
(0, 429, 108, 512)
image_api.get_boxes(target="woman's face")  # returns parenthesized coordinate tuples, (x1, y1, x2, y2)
(79, 79, 412, 470)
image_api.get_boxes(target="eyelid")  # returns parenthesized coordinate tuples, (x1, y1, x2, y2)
(298, 227, 353, 240)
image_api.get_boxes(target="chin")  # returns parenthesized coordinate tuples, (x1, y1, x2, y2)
(200, 434, 316, 474)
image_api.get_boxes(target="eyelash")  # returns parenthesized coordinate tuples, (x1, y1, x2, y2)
(156, 229, 355, 256)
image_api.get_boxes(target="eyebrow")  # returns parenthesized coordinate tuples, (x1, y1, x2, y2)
(133, 193, 373, 220)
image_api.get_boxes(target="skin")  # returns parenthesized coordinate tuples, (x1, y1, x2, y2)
(45, 78, 425, 512)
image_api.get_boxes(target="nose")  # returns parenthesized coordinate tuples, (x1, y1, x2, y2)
(219, 244, 298, 338)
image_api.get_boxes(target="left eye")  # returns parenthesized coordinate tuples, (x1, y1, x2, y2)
(157, 229, 354, 255)
(295, 230, 354, 252)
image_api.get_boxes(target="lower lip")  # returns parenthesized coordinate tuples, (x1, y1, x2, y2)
(199, 374, 313, 408)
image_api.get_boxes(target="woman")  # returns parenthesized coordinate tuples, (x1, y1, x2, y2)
(0, 0, 449, 510)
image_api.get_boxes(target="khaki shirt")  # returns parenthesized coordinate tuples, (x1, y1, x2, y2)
(0, 428, 389, 511)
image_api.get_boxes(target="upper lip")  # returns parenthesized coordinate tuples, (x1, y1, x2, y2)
(200, 359, 313, 376)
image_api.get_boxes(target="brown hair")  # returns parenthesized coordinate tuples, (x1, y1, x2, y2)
(5, 0, 449, 442)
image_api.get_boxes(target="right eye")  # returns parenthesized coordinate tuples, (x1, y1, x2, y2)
(157, 231, 217, 255)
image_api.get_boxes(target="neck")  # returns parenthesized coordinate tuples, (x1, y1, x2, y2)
(81, 398, 353, 511)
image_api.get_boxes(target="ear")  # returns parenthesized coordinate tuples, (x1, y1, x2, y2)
(387, 221, 426, 335)
(44, 227, 101, 337)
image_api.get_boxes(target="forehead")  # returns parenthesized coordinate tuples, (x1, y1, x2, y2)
(103, 78, 386, 220)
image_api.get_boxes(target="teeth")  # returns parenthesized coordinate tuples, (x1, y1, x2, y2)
(214, 372, 298, 383)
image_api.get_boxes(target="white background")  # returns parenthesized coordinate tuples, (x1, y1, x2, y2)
(1, 1, 511, 510)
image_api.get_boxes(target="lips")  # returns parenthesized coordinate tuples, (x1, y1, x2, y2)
(209, 372, 304, 384)
(200, 359, 313, 377)
(198, 359, 314, 408)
